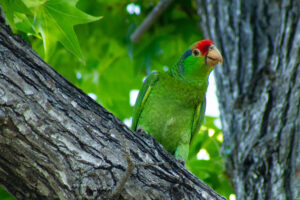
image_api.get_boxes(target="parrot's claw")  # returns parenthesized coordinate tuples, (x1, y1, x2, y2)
(177, 158, 185, 166)
(136, 126, 147, 134)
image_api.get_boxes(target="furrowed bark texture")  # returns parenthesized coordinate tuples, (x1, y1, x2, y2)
(0, 14, 226, 200)
(197, 0, 300, 199)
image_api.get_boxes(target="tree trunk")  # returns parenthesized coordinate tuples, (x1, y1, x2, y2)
(196, 0, 300, 199)
(0, 13, 226, 200)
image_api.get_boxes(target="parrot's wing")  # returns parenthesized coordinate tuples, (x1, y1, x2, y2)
(191, 97, 206, 141)
(131, 72, 159, 130)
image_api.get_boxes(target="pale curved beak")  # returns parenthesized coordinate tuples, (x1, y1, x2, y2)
(206, 45, 223, 67)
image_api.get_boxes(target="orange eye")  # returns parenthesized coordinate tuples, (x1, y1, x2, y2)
(192, 49, 201, 57)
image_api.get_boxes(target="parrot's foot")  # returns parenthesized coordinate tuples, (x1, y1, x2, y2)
(136, 126, 147, 134)
(174, 144, 189, 166)
(177, 157, 185, 166)
(111, 134, 165, 199)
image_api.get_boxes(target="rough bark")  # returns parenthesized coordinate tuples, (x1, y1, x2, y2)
(196, 0, 300, 199)
(0, 12, 226, 200)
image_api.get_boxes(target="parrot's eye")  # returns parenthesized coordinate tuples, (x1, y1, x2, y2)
(192, 49, 201, 57)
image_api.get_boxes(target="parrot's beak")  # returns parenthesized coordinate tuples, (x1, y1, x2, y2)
(206, 45, 223, 67)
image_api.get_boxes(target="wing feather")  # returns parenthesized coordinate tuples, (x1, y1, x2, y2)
(131, 72, 159, 130)
(191, 97, 206, 141)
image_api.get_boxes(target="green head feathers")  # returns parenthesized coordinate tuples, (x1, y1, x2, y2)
(171, 40, 223, 82)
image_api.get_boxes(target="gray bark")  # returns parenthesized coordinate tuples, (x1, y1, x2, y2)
(0, 13, 225, 200)
(196, 0, 300, 199)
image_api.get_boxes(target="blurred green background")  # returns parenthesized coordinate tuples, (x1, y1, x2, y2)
(0, 0, 234, 199)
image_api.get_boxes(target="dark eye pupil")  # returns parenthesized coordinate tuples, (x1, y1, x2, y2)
(193, 49, 199, 56)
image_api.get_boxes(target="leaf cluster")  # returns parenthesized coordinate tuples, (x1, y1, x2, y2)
(187, 116, 234, 198)
(1, 0, 101, 61)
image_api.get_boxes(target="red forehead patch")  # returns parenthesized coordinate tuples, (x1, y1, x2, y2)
(196, 40, 214, 55)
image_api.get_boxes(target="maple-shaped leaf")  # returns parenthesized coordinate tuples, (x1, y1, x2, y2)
(0, 0, 31, 31)
(32, 0, 102, 61)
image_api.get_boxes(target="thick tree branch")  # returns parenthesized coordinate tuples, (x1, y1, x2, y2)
(0, 16, 225, 200)
(196, 0, 300, 199)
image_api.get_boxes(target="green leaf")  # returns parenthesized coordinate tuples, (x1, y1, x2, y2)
(14, 13, 40, 38)
(22, 0, 44, 8)
(0, 186, 15, 200)
(215, 178, 235, 199)
(33, 0, 102, 61)
(0, 0, 31, 30)
(187, 159, 224, 174)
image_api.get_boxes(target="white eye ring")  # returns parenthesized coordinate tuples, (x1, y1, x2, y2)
(192, 49, 201, 57)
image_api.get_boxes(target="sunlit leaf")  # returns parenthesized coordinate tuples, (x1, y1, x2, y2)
(14, 13, 40, 38)
(33, 0, 102, 61)
(1, 0, 31, 30)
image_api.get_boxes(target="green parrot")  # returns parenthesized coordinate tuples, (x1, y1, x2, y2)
(131, 40, 223, 163)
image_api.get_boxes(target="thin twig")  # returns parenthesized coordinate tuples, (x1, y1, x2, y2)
(111, 146, 135, 199)
(130, 0, 174, 43)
